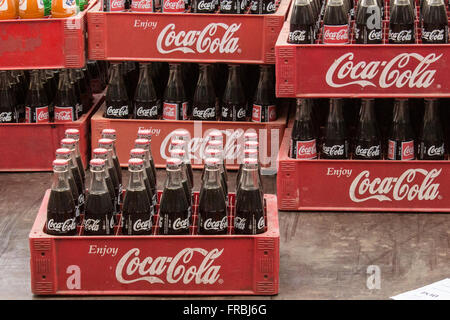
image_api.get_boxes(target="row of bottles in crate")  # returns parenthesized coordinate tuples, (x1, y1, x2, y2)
(0, 61, 108, 123)
(104, 62, 277, 122)
(288, 0, 449, 44)
(290, 97, 449, 160)
(46, 128, 266, 236)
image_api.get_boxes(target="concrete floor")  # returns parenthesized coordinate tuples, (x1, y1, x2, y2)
(0, 169, 449, 300)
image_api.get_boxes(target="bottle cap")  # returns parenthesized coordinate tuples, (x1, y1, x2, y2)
(128, 158, 144, 169)
(173, 129, 190, 140)
(130, 148, 146, 157)
(137, 128, 152, 140)
(166, 158, 182, 167)
(135, 138, 150, 147)
(53, 159, 69, 168)
(98, 138, 114, 149)
(170, 148, 186, 159)
(208, 130, 223, 140)
(207, 140, 223, 148)
(204, 148, 221, 158)
(170, 139, 186, 149)
(90, 158, 106, 169)
(56, 148, 71, 157)
(61, 138, 77, 149)
(65, 129, 80, 139)
(243, 158, 258, 165)
(102, 129, 117, 140)
(205, 157, 220, 167)
(93, 148, 108, 156)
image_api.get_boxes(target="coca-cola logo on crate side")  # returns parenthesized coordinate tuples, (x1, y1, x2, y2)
(157, 23, 241, 55)
(349, 169, 442, 203)
(326, 53, 443, 89)
(115, 248, 224, 284)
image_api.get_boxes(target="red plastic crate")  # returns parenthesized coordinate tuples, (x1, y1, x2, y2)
(0, 93, 105, 172)
(277, 128, 450, 212)
(90, 103, 288, 170)
(276, 1, 450, 98)
(0, 1, 98, 70)
(29, 191, 279, 296)
(87, 0, 291, 64)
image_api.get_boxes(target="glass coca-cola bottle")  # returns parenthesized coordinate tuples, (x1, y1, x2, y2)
(192, 64, 217, 121)
(130, 148, 156, 208)
(170, 148, 193, 215)
(252, 65, 276, 123)
(55, 148, 83, 223)
(290, 99, 318, 159)
(68, 69, 83, 118)
(46, 159, 77, 236)
(321, 99, 349, 159)
(422, 0, 448, 44)
(207, 139, 228, 187)
(65, 128, 86, 181)
(170, 129, 193, 187)
(61, 138, 85, 211)
(198, 158, 228, 235)
(104, 63, 130, 119)
(355, 0, 383, 44)
(389, 0, 415, 44)
(122, 158, 154, 235)
(101, 129, 122, 187)
(134, 138, 157, 205)
(417, 99, 446, 160)
(25, 70, 50, 124)
(74, 68, 92, 114)
(234, 158, 265, 235)
(352, 99, 382, 159)
(221, 64, 247, 122)
(98, 138, 122, 209)
(159, 158, 191, 235)
(0, 71, 18, 123)
(84, 159, 115, 235)
(9, 71, 25, 122)
(388, 99, 415, 160)
(202, 148, 228, 202)
(93, 148, 118, 216)
(53, 69, 78, 123)
(163, 63, 188, 121)
(322, 0, 349, 45)
(288, 0, 315, 44)
(134, 63, 160, 119)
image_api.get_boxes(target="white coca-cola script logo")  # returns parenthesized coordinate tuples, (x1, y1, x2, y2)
(111, 0, 125, 9)
(349, 169, 441, 202)
(266, 1, 275, 12)
(107, 106, 129, 117)
(422, 29, 445, 42)
(237, 108, 246, 119)
(47, 218, 76, 232)
(54, 109, 73, 121)
(220, 0, 232, 10)
(163, 0, 184, 10)
(289, 30, 307, 42)
(173, 217, 190, 231)
(389, 29, 413, 42)
(368, 29, 382, 41)
(37, 108, 49, 122)
(257, 216, 265, 230)
(428, 144, 445, 157)
(324, 29, 348, 41)
(355, 145, 380, 158)
(0, 112, 12, 122)
(133, 218, 152, 232)
(403, 145, 414, 158)
(83, 218, 101, 232)
(323, 144, 344, 156)
(137, 106, 158, 118)
(299, 144, 316, 156)
(234, 216, 246, 230)
(132, 0, 152, 10)
(115, 248, 224, 284)
(197, 0, 214, 10)
(193, 107, 215, 119)
(157, 23, 241, 54)
(204, 216, 227, 231)
(326, 52, 442, 89)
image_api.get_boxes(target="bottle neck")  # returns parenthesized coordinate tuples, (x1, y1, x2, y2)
(51, 169, 71, 192)
(423, 100, 439, 123)
(88, 169, 109, 194)
(240, 164, 260, 191)
(166, 167, 183, 189)
(0, 71, 8, 89)
(127, 169, 146, 192)
(29, 71, 41, 91)
(359, 100, 375, 122)
(297, 99, 312, 121)
(394, 101, 410, 123)
(328, 100, 344, 122)
(202, 167, 221, 189)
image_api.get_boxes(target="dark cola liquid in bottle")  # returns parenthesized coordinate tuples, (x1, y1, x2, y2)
(65, 128, 86, 181)
(252, 65, 277, 123)
(192, 0, 216, 12)
(134, 63, 160, 120)
(104, 63, 130, 119)
(136, 130, 158, 192)
(198, 158, 228, 235)
(101, 129, 123, 190)
(56, 148, 82, 223)
(68, 69, 83, 118)
(84, 159, 115, 235)
(9, 71, 25, 121)
(163, 64, 188, 121)
(422, 0, 448, 44)
(135, 138, 158, 204)
(122, 159, 154, 235)
(321, 99, 349, 159)
(221, 65, 247, 122)
(159, 158, 191, 235)
(46, 160, 77, 236)
(170, 148, 193, 215)
(192, 64, 217, 121)
(130, 148, 156, 207)
(355, 0, 383, 44)
(98, 138, 122, 210)
(322, 0, 349, 45)
(220, 0, 241, 13)
(353, 99, 382, 159)
(418, 99, 446, 160)
(389, 0, 415, 44)
(53, 69, 78, 123)
(0, 71, 18, 123)
(25, 70, 50, 124)
(388, 99, 415, 160)
(171, 130, 193, 188)
(288, 0, 315, 44)
(74, 68, 92, 115)
(235, 158, 265, 235)
(290, 99, 318, 159)
(93, 148, 118, 215)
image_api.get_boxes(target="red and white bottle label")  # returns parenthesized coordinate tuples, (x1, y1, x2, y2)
(322, 25, 349, 45)
(131, 0, 153, 11)
(109, 0, 125, 11)
(252, 104, 276, 122)
(295, 140, 317, 160)
(25, 106, 49, 123)
(402, 141, 415, 160)
(163, 102, 187, 120)
(54, 106, 75, 123)
(162, 0, 185, 12)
